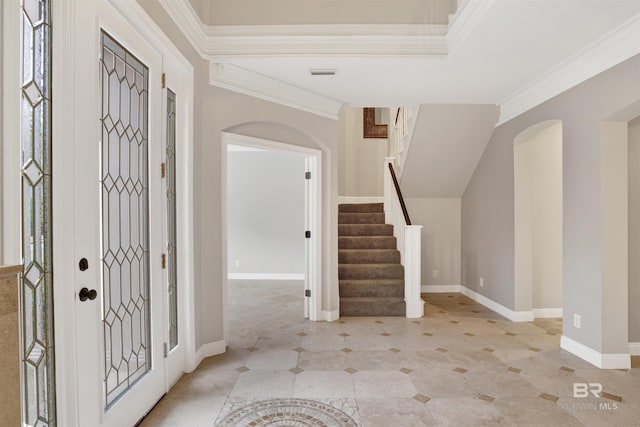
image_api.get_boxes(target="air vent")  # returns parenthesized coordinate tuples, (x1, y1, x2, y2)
(310, 68, 337, 76)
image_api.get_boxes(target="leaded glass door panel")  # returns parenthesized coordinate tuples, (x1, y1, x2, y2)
(161, 65, 187, 387)
(70, 1, 166, 425)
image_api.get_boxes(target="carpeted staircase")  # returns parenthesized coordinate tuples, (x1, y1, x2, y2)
(338, 203, 406, 316)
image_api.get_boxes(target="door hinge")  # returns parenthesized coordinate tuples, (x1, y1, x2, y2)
(305, 289, 311, 297)
(162, 73, 166, 89)
(305, 230, 311, 239)
(305, 171, 311, 180)
(161, 253, 166, 269)
(163, 342, 169, 358)
(161, 163, 166, 178)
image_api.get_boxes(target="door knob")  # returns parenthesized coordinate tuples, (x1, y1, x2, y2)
(79, 287, 97, 301)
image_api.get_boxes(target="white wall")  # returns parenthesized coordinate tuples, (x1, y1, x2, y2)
(629, 116, 640, 342)
(406, 198, 461, 286)
(227, 148, 305, 276)
(339, 107, 387, 197)
(514, 123, 563, 312)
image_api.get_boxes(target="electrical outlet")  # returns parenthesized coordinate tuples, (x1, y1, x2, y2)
(479, 277, 484, 288)
(432, 270, 438, 279)
(574, 314, 581, 329)
(234, 260, 240, 268)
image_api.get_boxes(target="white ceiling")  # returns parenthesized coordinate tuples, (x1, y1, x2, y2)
(162, 0, 640, 120)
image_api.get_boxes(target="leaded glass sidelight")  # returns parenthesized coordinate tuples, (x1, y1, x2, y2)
(20, 0, 56, 425)
(166, 89, 178, 350)
(99, 31, 151, 408)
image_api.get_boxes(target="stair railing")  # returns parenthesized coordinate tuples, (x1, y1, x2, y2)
(388, 106, 420, 178)
(384, 157, 424, 318)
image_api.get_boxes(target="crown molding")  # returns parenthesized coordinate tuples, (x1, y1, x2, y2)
(159, 0, 209, 58)
(497, 14, 640, 126)
(447, 0, 495, 54)
(210, 62, 343, 119)
(160, 0, 453, 57)
(158, 0, 492, 118)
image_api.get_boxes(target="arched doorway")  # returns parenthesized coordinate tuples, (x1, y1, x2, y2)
(514, 120, 563, 318)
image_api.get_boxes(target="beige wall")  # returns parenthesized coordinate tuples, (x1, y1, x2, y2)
(139, 0, 339, 348)
(188, 0, 456, 26)
(628, 117, 640, 342)
(462, 54, 640, 354)
(601, 122, 629, 353)
(0, 268, 21, 427)
(406, 198, 461, 286)
(514, 122, 563, 311)
(339, 107, 387, 197)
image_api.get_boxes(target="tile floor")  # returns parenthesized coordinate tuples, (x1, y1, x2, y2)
(141, 280, 640, 426)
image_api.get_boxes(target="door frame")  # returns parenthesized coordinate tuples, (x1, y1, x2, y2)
(221, 132, 323, 337)
(51, 1, 195, 425)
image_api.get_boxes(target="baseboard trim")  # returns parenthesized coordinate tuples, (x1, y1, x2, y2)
(629, 342, 640, 356)
(188, 339, 226, 372)
(228, 273, 305, 280)
(561, 335, 631, 369)
(338, 196, 384, 204)
(421, 285, 463, 293)
(533, 308, 563, 318)
(461, 286, 534, 322)
(322, 310, 339, 322)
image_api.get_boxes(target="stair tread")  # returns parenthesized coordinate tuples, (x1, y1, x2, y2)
(340, 297, 406, 316)
(340, 279, 404, 297)
(339, 263, 403, 267)
(339, 236, 397, 250)
(339, 248, 398, 252)
(338, 224, 393, 236)
(339, 214, 386, 225)
(339, 235, 394, 238)
(339, 203, 384, 213)
(338, 279, 404, 286)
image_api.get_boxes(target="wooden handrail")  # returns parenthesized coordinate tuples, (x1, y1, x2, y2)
(388, 162, 411, 225)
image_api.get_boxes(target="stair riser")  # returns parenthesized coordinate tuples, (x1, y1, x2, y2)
(339, 250, 400, 264)
(338, 203, 384, 213)
(340, 300, 406, 317)
(338, 213, 385, 224)
(339, 282, 404, 298)
(338, 224, 393, 236)
(339, 237, 397, 250)
(339, 265, 404, 280)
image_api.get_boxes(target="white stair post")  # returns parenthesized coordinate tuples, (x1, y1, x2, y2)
(384, 156, 424, 318)
(404, 225, 424, 318)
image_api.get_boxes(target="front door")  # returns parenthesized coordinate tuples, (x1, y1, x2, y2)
(70, 1, 165, 425)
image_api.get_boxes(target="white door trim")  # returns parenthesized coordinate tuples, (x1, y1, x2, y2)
(221, 132, 323, 342)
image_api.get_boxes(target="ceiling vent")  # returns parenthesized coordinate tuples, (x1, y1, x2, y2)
(310, 68, 337, 76)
